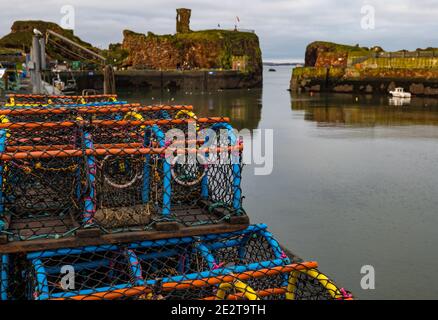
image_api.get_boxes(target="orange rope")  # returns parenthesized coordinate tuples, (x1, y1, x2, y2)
(0, 104, 193, 116)
(51, 261, 318, 300)
(7, 94, 118, 99)
(0, 117, 229, 130)
(0, 144, 243, 160)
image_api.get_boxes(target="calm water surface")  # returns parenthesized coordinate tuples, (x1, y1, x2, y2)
(120, 66, 438, 299)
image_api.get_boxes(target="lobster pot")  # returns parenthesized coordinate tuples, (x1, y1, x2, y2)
(204, 160, 243, 208)
(167, 158, 242, 225)
(1, 225, 350, 300)
(3, 112, 76, 123)
(169, 153, 204, 206)
(85, 117, 226, 149)
(165, 132, 244, 226)
(199, 225, 289, 298)
(116, 107, 193, 122)
(3, 125, 80, 148)
(148, 116, 230, 142)
(128, 238, 217, 300)
(285, 270, 342, 300)
(5, 94, 119, 106)
(2, 157, 84, 239)
(1, 105, 193, 124)
(199, 226, 348, 301)
(0, 125, 84, 241)
(202, 225, 283, 266)
(93, 153, 152, 230)
(80, 123, 153, 230)
(25, 246, 138, 300)
(84, 121, 145, 146)
(48, 95, 119, 104)
(22, 240, 216, 300)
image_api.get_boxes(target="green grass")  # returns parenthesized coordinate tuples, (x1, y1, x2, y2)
(0, 47, 23, 55)
(307, 41, 370, 54)
(360, 57, 438, 68)
(0, 20, 99, 55)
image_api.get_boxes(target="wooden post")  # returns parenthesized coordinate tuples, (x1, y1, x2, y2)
(103, 65, 116, 94)
(39, 38, 46, 70)
(30, 35, 43, 94)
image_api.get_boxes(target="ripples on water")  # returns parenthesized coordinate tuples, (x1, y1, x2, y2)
(121, 66, 438, 299)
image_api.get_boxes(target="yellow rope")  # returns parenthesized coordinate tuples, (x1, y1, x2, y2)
(286, 268, 343, 300)
(216, 280, 260, 300)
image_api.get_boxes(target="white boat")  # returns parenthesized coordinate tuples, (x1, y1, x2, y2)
(389, 87, 411, 98)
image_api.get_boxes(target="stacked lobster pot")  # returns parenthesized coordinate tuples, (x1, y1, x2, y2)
(0, 94, 352, 300)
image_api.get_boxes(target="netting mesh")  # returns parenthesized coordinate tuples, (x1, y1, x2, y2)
(0, 104, 195, 123)
(5, 94, 120, 107)
(0, 94, 351, 301)
(0, 100, 245, 239)
(1, 225, 351, 300)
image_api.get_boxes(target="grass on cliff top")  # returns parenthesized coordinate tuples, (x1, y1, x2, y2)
(175, 29, 259, 42)
(0, 32, 34, 51)
(308, 41, 370, 53)
(292, 66, 345, 79)
(124, 29, 259, 42)
(0, 20, 98, 53)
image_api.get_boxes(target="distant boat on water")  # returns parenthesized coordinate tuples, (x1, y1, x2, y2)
(389, 87, 411, 98)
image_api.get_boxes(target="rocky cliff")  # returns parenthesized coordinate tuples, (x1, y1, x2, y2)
(120, 29, 262, 77)
(304, 41, 370, 67)
(292, 41, 438, 96)
(0, 20, 100, 61)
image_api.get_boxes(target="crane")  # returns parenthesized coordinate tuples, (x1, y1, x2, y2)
(44, 29, 115, 94)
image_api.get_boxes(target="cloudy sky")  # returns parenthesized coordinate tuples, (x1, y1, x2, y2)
(1, 0, 437, 61)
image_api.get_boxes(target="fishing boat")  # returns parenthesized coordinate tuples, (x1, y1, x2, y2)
(389, 87, 411, 98)
(0, 93, 352, 301)
(52, 71, 78, 95)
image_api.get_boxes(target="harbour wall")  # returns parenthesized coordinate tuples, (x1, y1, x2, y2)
(48, 69, 262, 93)
(290, 67, 438, 96)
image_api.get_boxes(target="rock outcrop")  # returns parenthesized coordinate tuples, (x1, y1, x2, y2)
(304, 41, 370, 67)
(0, 20, 100, 61)
(121, 29, 262, 74)
(292, 41, 438, 96)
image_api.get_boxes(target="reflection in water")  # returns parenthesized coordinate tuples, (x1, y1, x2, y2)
(388, 97, 411, 107)
(291, 93, 438, 127)
(119, 88, 262, 130)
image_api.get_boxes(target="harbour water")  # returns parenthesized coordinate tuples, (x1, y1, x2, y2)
(121, 65, 438, 299)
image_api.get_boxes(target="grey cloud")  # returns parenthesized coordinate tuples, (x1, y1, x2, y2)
(0, 0, 437, 60)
